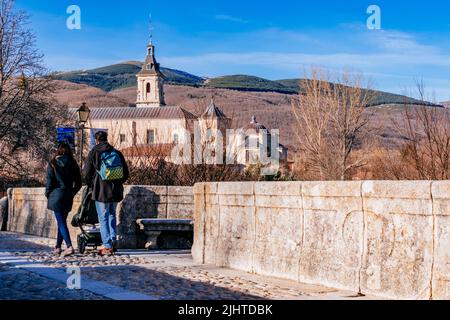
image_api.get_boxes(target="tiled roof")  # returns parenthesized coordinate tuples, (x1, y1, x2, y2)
(201, 99, 229, 119)
(68, 106, 198, 121)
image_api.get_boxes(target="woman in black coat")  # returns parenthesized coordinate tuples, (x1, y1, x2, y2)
(45, 143, 82, 257)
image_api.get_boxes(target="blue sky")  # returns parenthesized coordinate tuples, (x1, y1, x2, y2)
(16, 0, 450, 101)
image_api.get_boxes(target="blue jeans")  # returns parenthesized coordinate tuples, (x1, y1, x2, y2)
(54, 211, 72, 248)
(95, 202, 118, 249)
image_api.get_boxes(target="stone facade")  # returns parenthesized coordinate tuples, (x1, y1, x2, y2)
(6, 186, 193, 249)
(89, 117, 192, 150)
(192, 181, 450, 300)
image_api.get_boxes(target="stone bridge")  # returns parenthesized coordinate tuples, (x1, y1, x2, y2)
(1, 181, 449, 300)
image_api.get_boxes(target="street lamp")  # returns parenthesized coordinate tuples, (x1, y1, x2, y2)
(76, 102, 91, 127)
(76, 103, 91, 168)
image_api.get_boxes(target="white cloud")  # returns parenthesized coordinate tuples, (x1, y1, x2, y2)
(215, 14, 248, 24)
(249, 27, 320, 45)
(160, 47, 450, 100)
(366, 30, 438, 53)
(161, 50, 450, 71)
(155, 25, 450, 100)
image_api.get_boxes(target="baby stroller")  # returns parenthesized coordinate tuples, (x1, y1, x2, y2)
(71, 187, 102, 254)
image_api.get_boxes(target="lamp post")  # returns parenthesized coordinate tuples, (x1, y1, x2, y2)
(76, 103, 91, 168)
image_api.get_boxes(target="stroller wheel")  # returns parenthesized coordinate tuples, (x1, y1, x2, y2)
(78, 235, 87, 254)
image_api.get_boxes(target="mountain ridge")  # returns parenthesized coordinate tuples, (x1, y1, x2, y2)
(54, 61, 433, 107)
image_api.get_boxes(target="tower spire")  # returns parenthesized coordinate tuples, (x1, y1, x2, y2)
(136, 16, 165, 108)
(148, 13, 154, 45)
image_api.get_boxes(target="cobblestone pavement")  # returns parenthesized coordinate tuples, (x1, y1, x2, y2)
(0, 263, 108, 300)
(0, 232, 379, 300)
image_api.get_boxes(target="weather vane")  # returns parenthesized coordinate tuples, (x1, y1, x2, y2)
(149, 13, 154, 44)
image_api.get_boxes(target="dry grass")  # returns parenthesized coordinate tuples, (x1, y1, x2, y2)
(51, 81, 450, 181)
(53, 80, 129, 108)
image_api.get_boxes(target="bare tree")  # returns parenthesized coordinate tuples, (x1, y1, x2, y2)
(123, 135, 246, 186)
(0, 0, 63, 182)
(392, 80, 450, 180)
(292, 68, 375, 180)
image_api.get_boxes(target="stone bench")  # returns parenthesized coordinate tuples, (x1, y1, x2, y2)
(137, 219, 194, 250)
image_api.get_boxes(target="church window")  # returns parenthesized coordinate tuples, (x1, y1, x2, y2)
(245, 136, 259, 149)
(146, 83, 151, 93)
(245, 136, 250, 148)
(147, 129, 155, 144)
(132, 122, 137, 146)
(119, 134, 126, 143)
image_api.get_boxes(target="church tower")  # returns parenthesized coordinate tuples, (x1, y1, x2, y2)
(136, 37, 166, 108)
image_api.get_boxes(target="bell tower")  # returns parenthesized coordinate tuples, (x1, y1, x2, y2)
(136, 36, 166, 108)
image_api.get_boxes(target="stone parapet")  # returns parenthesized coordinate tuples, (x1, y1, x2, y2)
(7, 186, 193, 249)
(192, 180, 450, 300)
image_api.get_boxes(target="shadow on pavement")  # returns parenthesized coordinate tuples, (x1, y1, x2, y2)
(0, 238, 52, 252)
(0, 242, 263, 300)
(80, 264, 264, 300)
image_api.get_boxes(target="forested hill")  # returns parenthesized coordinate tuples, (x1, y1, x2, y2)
(54, 62, 432, 106)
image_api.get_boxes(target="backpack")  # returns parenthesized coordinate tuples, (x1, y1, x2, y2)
(97, 150, 124, 181)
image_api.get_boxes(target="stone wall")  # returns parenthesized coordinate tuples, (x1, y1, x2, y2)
(0, 194, 8, 231)
(192, 181, 450, 300)
(7, 186, 193, 249)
